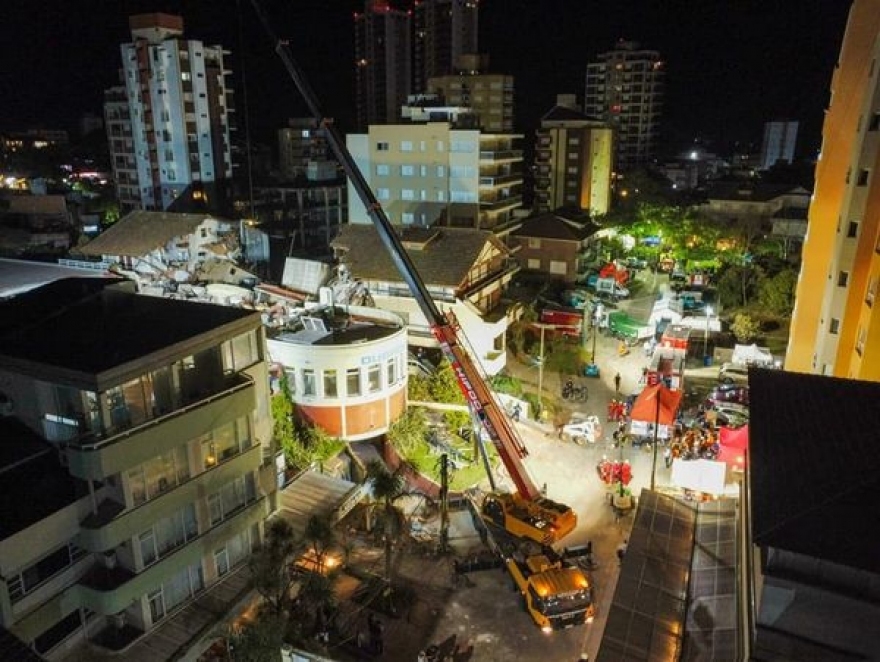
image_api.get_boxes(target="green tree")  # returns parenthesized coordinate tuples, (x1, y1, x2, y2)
(731, 313, 762, 343)
(386, 407, 428, 456)
(407, 374, 432, 401)
(365, 460, 410, 587)
(759, 268, 798, 316)
(250, 518, 302, 616)
(429, 359, 466, 405)
(227, 612, 285, 662)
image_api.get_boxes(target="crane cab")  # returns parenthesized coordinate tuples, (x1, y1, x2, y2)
(482, 492, 577, 545)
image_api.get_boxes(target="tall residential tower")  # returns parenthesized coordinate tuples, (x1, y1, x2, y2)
(413, 0, 479, 93)
(104, 13, 234, 212)
(584, 40, 664, 171)
(786, 0, 880, 380)
(354, 1, 412, 129)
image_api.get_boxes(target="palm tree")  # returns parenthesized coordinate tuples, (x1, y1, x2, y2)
(365, 460, 409, 587)
(304, 514, 336, 574)
(250, 518, 302, 616)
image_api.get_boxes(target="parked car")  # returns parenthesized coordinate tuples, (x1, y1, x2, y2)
(560, 414, 602, 444)
(719, 362, 750, 384)
(710, 406, 749, 429)
(705, 384, 749, 408)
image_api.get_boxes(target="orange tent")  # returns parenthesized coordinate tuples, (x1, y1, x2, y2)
(629, 384, 682, 427)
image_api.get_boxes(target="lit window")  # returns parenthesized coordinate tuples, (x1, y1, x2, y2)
(376, 164, 390, 176)
(400, 141, 413, 152)
(401, 165, 415, 176)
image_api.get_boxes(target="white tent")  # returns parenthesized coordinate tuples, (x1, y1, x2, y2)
(731, 343, 773, 367)
(670, 458, 727, 495)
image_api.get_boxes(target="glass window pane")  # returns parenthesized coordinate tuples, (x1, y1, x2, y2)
(323, 370, 337, 397)
(367, 365, 381, 393)
(386, 358, 395, 386)
(303, 369, 316, 396)
(140, 530, 157, 566)
(346, 368, 361, 397)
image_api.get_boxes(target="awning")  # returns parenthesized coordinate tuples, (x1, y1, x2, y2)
(277, 470, 367, 537)
(629, 384, 682, 427)
(718, 424, 749, 471)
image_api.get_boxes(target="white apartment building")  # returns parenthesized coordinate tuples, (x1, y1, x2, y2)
(346, 121, 523, 230)
(105, 13, 234, 211)
(0, 279, 274, 659)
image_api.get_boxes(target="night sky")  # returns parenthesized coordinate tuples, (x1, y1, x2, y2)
(0, 0, 852, 158)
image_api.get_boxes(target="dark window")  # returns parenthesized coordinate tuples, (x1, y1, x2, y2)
(857, 169, 870, 186)
(870, 113, 880, 131)
(838, 271, 849, 287)
(848, 221, 859, 238)
(829, 318, 840, 334)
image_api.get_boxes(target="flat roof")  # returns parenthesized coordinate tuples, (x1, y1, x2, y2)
(0, 258, 113, 300)
(0, 280, 260, 376)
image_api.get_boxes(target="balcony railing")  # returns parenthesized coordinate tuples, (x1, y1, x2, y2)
(479, 195, 523, 212)
(478, 174, 522, 188)
(479, 149, 523, 161)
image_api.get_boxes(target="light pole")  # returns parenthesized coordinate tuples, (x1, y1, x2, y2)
(703, 305, 713, 361)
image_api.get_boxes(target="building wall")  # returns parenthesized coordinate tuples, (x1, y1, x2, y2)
(347, 123, 521, 229)
(355, 3, 412, 129)
(534, 123, 612, 215)
(427, 74, 514, 132)
(0, 315, 273, 656)
(584, 41, 664, 170)
(786, 1, 880, 380)
(266, 319, 408, 440)
(109, 14, 233, 211)
(512, 236, 582, 282)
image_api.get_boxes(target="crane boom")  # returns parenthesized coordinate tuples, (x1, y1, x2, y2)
(250, 2, 577, 521)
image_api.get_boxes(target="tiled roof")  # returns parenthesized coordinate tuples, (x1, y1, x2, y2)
(702, 181, 801, 203)
(749, 368, 880, 574)
(2, 193, 68, 215)
(512, 212, 598, 242)
(331, 224, 506, 290)
(75, 210, 216, 257)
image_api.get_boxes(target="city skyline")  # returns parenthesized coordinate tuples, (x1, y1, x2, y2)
(1, 1, 852, 157)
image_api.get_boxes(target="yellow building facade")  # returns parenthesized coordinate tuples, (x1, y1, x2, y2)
(786, 0, 880, 380)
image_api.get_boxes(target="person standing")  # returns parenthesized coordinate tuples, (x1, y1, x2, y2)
(614, 372, 621, 393)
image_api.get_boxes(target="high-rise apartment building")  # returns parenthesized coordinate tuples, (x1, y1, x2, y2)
(104, 13, 234, 212)
(347, 110, 523, 230)
(759, 120, 799, 171)
(786, 1, 880, 380)
(355, 1, 412, 129)
(534, 94, 613, 216)
(0, 278, 274, 657)
(413, 0, 479, 93)
(584, 40, 664, 171)
(277, 118, 333, 182)
(427, 54, 514, 133)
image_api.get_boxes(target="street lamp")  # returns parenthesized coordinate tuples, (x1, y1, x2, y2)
(703, 305, 713, 360)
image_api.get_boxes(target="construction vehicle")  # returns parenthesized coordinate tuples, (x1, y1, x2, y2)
(250, 2, 576, 546)
(481, 521, 595, 632)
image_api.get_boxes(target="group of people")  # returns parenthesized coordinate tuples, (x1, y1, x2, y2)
(356, 613, 385, 655)
(664, 428, 720, 466)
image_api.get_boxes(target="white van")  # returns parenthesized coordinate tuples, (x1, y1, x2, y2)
(595, 277, 629, 299)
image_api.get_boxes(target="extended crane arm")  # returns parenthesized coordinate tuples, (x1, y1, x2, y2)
(250, 0, 540, 500)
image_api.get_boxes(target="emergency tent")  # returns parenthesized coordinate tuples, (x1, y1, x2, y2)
(628, 384, 683, 440)
(670, 458, 727, 495)
(732, 344, 773, 367)
(718, 425, 749, 471)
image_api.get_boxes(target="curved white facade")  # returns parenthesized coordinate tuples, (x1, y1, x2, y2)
(267, 306, 408, 440)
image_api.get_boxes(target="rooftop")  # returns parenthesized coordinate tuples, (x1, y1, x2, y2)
(270, 306, 402, 347)
(74, 210, 220, 257)
(0, 279, 259, 377)
(749, 368, 880, 574)
(0, 258, 114, 300)
(0, 418, 84, 540)
(512, 212, 599, 242)
(331, 225, 507, 290)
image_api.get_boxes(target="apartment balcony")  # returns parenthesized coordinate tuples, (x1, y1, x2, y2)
(478, 173, 522, 188)
(77, 443, 263, 553)
(479, 194, 523, 212)
(74, 496, 269, 616)
(64, 375, 255, 481)
(479, 149, 523, 163)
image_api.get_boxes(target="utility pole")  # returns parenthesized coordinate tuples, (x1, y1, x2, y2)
(439, 454, 449, 553)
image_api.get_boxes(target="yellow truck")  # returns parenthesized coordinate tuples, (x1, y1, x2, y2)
(482, 492, 577, 545)
(505, 547, 595, 632)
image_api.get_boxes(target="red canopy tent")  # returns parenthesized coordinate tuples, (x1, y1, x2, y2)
(629, 384, 683, 429)
(718, 425, 749, 472)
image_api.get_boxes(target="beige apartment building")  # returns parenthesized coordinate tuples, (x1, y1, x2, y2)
(347, 120, 523, 230)
(427, 55, 514, 133)
(0, 278, 275, 658)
